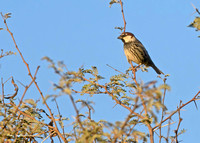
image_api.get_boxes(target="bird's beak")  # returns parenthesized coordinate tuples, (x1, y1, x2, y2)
(117, 35, 123, 39)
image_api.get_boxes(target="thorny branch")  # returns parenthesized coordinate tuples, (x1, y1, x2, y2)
(153, 90, 200, 131)
(174, 101, 183, 143)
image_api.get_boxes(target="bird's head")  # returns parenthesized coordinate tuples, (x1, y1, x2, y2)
(117, 32, 136, 43)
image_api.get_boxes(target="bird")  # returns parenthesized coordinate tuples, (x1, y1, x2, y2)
(118, 32, 163, 75)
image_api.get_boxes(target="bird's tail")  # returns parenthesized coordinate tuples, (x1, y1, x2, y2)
(151, 63, 164, 75)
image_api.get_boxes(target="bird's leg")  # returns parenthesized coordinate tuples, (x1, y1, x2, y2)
(130, 62, 141, 72)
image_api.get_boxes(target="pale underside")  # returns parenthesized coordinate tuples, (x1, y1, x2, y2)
(124, 48, 141, 65)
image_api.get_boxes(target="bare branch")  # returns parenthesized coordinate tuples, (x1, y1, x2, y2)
(159, 78, 167, 143)
(119, 0, 126, 32)
(174, 101, 183, 143)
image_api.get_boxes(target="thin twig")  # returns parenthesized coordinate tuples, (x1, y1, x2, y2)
(191, 3, 200, 15)
(54, 83, 85, 131)
(175, 101, 183, 143)
(130, 62, 140, 87)
(119, 0, 126, 32)
(106, 64, 130, 78)
(166, 118, 171, 143)
(54, 98, 65, 136)
(128, 108, 144, 135)
(121, 99, 141, 132)
(1, 78, 5, 106)
(159, 78, 167, 143)
(69, 94, 85, 131)
(41, 131, 56, 143)
(2, 77, 19, 99)
(121, 107, 137, 131)
(15, 66, 40, 113)
(6, 78, 18, 99)
(153, 121, 175, 131)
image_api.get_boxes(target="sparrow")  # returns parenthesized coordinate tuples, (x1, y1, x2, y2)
(118, 32, 163, 74)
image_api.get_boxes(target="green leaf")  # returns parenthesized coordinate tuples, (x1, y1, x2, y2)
(188, 17, 200, 31)
(178, 128, 186, 135)
(64, 88, 71, 95)
(24, 99, 37, 107)
(159, 84, 171, 91)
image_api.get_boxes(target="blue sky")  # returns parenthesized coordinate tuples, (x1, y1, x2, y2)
(1, 0, 200, 142)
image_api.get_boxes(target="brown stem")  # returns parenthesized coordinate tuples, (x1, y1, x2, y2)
(175, 102, 183, 143)
(159, 78, 167, 143)
(121, 108, 136, 131)
(130, 62, 154, 142)
(121, 99, 140, 132)
(54, 98, 65, 136)
(119, 0, 126, 32)
(166, 118, 171, 143)
(1, 78, 5, 106)
(128, 108, 144, 135)
(106, 64, 130, 78)
(54, 83, 85, 131)
(130, 62, 140, 87)
(69, 93, 85, 131)
(148, 126, 154, 143)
